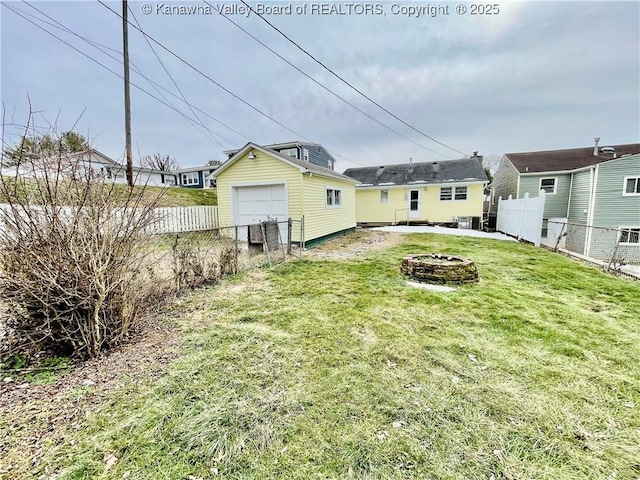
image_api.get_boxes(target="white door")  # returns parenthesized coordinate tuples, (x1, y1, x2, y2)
(408, 189, 420, 218)
(233, 184, 288, 240)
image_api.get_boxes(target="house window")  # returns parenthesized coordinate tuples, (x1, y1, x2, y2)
(619, 228, 640, 244)
(326, 188, 342, 207)
(182, 172, 199, 185)
(539, 178, 557, 194)
(440, 187, 452, 201)
(623, 177, 640, 195)
(302, 148, 310, 162)
(380, 189, 389, 204)
(280, 148, 298, 158)
(455, 186, 468, 200)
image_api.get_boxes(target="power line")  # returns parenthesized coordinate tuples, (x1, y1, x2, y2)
(96, 0, 369, 168)
(17, 2, 243, 147)
(20, 1, 237, 148)
(6, 2, 369, 169)
(127, 5, 227, 149)
(206, 0, 454, 160)
(97, 1, 314, 145)
(3, 3, 241, 150)
(237, 0, 470, 158)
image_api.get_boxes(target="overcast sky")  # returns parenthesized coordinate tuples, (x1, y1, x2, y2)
(1, 1, 639, 170)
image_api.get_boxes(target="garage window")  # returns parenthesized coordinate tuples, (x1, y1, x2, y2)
(326, 188, 342, 207)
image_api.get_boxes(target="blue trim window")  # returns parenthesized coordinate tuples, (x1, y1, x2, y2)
(182, 172, 199, 185)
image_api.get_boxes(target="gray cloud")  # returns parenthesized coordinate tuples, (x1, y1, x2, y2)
(1, 1, 638, 170)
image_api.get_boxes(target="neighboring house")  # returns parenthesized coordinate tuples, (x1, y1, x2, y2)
(343, 156, 488, 227)
(213, 142, 357, 247)
(491, 141, 640, 258)
(175, 165, 218, 188)
(1, 149, 176, 187)
(224, 141, 336, 170)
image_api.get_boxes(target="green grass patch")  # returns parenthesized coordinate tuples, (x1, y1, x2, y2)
(14, 233, 640, 479)
(0, 176, 217, 207)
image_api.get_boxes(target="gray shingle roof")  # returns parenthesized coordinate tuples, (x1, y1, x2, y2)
(343, 158, 488, 186)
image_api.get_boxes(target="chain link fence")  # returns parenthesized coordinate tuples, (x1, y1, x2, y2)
(548, 221, 640, 279)
(146, 218, 299, 291)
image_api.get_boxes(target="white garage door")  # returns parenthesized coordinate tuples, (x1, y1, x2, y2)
(234, 184, 288, 226)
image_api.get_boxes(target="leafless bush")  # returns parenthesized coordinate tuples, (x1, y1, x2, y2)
(0, 117, 167, 359)
(171, 232, 237, 290)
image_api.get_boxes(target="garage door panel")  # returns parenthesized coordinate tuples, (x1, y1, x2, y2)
(234, 184, 288, 224)
(236, 188, 255, 202)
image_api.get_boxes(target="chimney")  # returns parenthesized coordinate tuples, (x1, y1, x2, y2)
(473, 151, 479, 157)
(593, 137, 600, 156)
(408, 157, 414, 172)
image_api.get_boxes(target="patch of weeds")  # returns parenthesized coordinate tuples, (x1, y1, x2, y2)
(24, 357, 72, 385)
(67, 386, 93, 401)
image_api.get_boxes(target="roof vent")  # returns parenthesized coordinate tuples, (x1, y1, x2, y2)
(600, 146, 615, 155)
(593, 137, 600, 156)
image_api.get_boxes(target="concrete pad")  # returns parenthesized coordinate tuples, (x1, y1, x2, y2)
(406, 280, 457, 292)
(372, 225, 517, 242)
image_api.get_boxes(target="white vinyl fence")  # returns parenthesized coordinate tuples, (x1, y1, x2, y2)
(149, 206, 219, 234)
(0, 204, 219, 236)
(496, 191, 546, 246)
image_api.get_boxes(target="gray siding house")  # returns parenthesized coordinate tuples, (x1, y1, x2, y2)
(491, 142, 640, 259)
(224, 141, 336, 170)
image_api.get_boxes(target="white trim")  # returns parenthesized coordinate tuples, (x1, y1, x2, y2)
(539, 177, 558, 195)
(439, 185, 468, 201)
(325, 186, 343, 209)
(408, 188, 420, 218)
(566, 172, 574, 217)
(516, 175, 521, 198)
(622, 176, 640, 196)
(354, 180, 485, 190)
(618, 226, 640, 245)
(585, 165, 599, 255)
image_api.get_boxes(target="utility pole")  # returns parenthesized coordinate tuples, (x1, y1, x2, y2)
(122, 0, 133, 187)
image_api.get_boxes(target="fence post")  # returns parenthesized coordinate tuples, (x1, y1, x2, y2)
(287, 217, 292, 255)
(234, 225, 239, 274)
(607, 227, 622, 272)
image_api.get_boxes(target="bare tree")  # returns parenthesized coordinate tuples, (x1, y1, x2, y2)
(140, 153, 179, 172)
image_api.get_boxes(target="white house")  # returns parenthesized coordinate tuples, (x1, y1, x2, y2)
(1, 149, 176, 187)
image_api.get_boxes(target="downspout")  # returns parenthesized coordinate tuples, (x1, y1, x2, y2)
(566, 172, 574, 218)
(585, 165, 599, 256)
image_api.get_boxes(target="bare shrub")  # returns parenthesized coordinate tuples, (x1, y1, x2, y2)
(171, 232, 237, 290)
(0, 119, 166, 359)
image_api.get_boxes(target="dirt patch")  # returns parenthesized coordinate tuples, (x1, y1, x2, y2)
(305, 229, 404, 260)
(0, 315, 179, 478)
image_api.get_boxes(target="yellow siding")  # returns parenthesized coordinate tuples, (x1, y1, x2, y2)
(355, 187, 410, 223)
(215, 149, 356, 243)
(215, 149, 304, 229)
(301, 174, 356, 241)
(355, 183, 484, 223)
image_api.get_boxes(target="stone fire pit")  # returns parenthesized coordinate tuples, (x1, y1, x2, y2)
(401, 254, 478, 284)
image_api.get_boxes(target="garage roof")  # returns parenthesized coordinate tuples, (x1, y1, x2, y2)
(214, 142, 359, 183)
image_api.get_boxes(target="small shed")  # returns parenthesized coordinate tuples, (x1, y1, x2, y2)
(213, 142, 358, 247)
